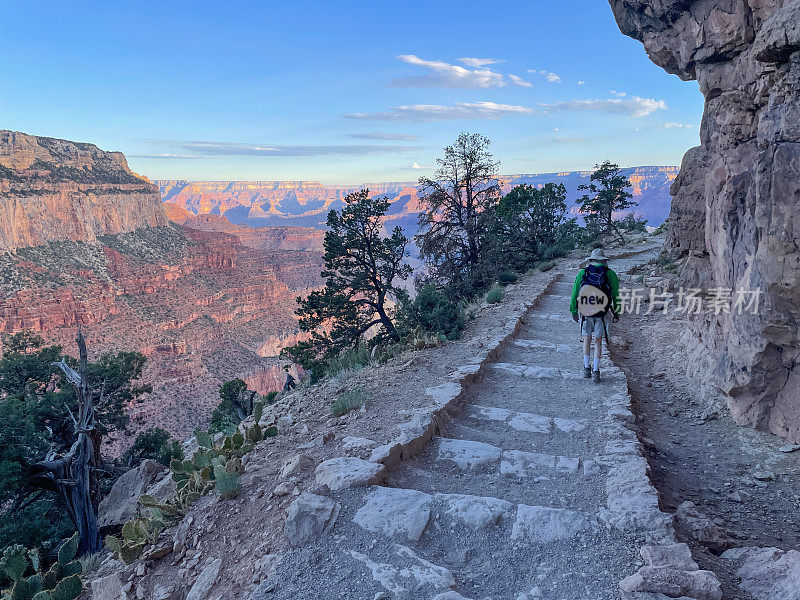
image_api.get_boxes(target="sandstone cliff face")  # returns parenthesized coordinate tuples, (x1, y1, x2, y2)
(610, 0, 800, 440)
(0, 131, 169, 252)
(0, 132, 325, 449)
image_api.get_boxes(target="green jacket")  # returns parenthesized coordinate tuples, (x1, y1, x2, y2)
(570, 264, 620, 317)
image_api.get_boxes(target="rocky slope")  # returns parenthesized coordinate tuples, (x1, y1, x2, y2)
(164, 204, 324, 252)
(0, 131, 169, 252)
(610, 0, 800, 442)
(0, 132, 323, 449)
(155, 166, 678, 233)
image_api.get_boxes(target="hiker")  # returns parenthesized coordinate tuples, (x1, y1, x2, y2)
(283, 366, 297, 391)
(570, 247, 620, 382)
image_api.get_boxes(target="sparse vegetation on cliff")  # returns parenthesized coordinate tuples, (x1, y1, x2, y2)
(281, 190, 411, 381)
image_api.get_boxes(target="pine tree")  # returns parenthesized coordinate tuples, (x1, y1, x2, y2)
(577, 161, 636, 241)
(417, 132, 500, 296)
(282, 190, 411, 380)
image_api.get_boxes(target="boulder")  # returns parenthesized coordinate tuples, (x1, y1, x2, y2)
(353, 487, 433, 542)
(314, 457, 385, 491)
(722, 546, 800, 599)
(674, 501, 735, 554)
(279, 454, 314, 479)
(186, 557, 223, 600)
(619, 566, 722, 600)
(98, 460, 168, 528)
(284, 493, 340, 547)
(90, 572, 124, 600)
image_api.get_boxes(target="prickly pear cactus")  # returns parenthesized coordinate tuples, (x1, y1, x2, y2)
(0, 533, 82, 600)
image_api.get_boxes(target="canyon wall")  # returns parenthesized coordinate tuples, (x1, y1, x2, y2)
(155, 166, 678, 233)
(0, 131, 168, 252)
(0, 132, 324, 449)
(610, 0, 800, 440)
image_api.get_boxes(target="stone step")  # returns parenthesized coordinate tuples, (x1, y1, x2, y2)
(492, 362, 625, 381)
(352, 485, 594, 544)
(467, 405, 587, 434)
(434, 438, 583, 476)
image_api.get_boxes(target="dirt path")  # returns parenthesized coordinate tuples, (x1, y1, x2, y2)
(251, 246, 690, 600)
(611, 249, 800, 600)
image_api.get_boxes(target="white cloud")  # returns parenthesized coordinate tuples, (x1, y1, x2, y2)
(509, 74, 533, 87)
(410, 162, 429, 170)
(153, 140, 419, 156)
(393, 54, 505, 88)
(529, 69, 561, 83)
(348, 131, 419, 141)
(539, 96, 668, 118)
(457, 57, 504, 67)
(577, 80, 586, 86)
(661, 122, 697, 129)
(129, 153, 208, 160)
(345, 101, 533, 122)
(610, 90, 627, 97)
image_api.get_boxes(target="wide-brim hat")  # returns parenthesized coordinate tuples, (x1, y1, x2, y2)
(587, 248, 608, 262)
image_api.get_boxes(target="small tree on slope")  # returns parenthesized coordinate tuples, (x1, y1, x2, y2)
(282, 190, 411, 380)
(577, 161, 636, 242)
(416, 132, 501, 296)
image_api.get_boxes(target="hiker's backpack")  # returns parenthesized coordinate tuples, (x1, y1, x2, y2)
(579, 264, 612, 317)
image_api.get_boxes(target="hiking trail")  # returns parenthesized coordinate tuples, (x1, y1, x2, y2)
(249, 247, 714, 600)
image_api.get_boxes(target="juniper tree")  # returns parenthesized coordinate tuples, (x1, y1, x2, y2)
(416, 132, 501, 296)
(577, 161, 636, 242)
(492, 183, 569, 271)
(0, 331, 150, 553)
(282, 190, 411, 380)
(209, 378, 258, 433)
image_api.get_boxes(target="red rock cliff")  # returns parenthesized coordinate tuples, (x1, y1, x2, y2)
(0, 131, 169, 252)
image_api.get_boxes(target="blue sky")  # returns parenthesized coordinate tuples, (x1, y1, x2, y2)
(1, 0, 703, 183)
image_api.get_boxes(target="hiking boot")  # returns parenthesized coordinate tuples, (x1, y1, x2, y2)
(583, 367, 592, 378)
(592, 370, 601, 382)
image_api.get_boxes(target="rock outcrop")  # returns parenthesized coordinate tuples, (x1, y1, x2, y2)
(0, 132, 324, 449)
(610, 0, 800, 441)
(0, 131, 168, 252)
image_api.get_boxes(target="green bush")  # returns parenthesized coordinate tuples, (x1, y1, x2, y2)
(538, 260, 557, 272)
(325, 341, 371, 379)
(397, 284, 465, 341)
(331, 387, 368, 417)
(486, 286, 503, 304)
(497, 271, 518, 285)
(618, 213, 648, 232)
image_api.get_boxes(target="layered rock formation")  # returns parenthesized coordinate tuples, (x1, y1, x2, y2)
(0, 131, 168, 252)
(156, 166, 678, 233)
(610, 0, 800, 440)
(0, 132, 324, 448)
(164, 204, 324, 252)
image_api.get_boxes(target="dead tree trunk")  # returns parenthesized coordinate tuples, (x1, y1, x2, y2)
(30, 329, 101, 556)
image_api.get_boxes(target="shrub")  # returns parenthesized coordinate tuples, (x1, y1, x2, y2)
(486, 286, 503, 304)
(325, 341, 371, 379)
(397, 284, 465, 341)
(331, 387, 368, 417)
(264, 390, 279, 405)
(618, 213, 648, 232)
(538, 260, 557, 272)
(497, 271, 518, 285)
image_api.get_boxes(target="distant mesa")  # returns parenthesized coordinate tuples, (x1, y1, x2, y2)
(155, 166, 678, 236)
